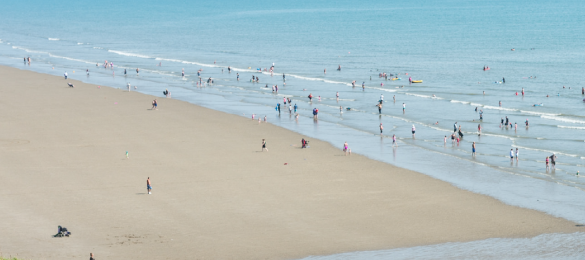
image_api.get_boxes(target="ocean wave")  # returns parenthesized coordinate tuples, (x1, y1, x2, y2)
(11, 46, 49, 54)
(405, 93, 442, 99)
(557, 125, 585, 130)
(154, 57, 223, 69)
(541, 115, 585, 124)
(368, 87, 397, 93)
(93, 47, 103, 49)
(519, 110, 560, 117)
(513, 145, 581, 158)
(108, 50, 152, 59)
(450, 100, 471, 105)
(482, 105, 517, 112)
(48, 54, 95, 65)
(285, 74, 352, 86)
(48, 38, 59, 41)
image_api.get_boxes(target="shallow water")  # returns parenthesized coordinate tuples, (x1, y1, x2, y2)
(1, 0, 584, 257)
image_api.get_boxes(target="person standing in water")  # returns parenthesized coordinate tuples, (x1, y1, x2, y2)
(392, 134, 398, 147)
(515, 148, 519, 161)
(510, 149, 514, 162)
(472, 142, 476, 157)
(124, 69, 127, 75)
(393, 95, 396, 102)
(262, 139, 268, 152)
(402, 103, 406, 113)
(294, 103, 298, 113)
(376, 103, 383, 114)
(379, 123, 383, 134)
(64, 72, 68, 79)
(411, 125, 416, 137)
(503, 77, 505, 83)
(136, 68, 139, 75)
(380, 94, 384, 103)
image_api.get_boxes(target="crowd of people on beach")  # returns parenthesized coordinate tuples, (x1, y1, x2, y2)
(58, 59, 577, 173)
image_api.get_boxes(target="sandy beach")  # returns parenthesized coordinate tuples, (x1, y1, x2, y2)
(0, 65, 580, 259)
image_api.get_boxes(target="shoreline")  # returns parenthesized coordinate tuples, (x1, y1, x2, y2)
(0, 65, 581, 259)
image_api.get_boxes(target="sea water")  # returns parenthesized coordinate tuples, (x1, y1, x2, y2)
(1, 0, 584, 257)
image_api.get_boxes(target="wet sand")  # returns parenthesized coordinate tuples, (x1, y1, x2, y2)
(0, 65, 579, 259)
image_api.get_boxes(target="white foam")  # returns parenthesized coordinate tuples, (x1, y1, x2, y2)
(519, 110, 560, 117)
(450, 99, 470, 104)
(108, 50, 152, 59)
(405, 93, 442, 99)
(483, 105, 517, 112)
(541, 115, 585, 124)
(368, 87, 397, 93)
(48, 38, 59, 41)
(558, 125, 585, 130)
(48, 54, 95, 65)
(11, 46, 48, 54)
(286, 74, 352, 86)
(93, 47, 103, 49)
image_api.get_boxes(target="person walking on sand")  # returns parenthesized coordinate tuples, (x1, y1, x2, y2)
(472, 142, 476, 156)
(152, 99, 158, 110)
(262, 139, 268, 152)
(64, 72, 68, 79)
(147, 177, 152, 194)
(343, 141, 351, 155)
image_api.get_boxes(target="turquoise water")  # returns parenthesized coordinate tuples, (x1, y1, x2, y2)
(1, 0, 585, 257)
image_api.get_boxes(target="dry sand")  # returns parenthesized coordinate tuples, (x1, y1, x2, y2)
(0, 65, 579, 259)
